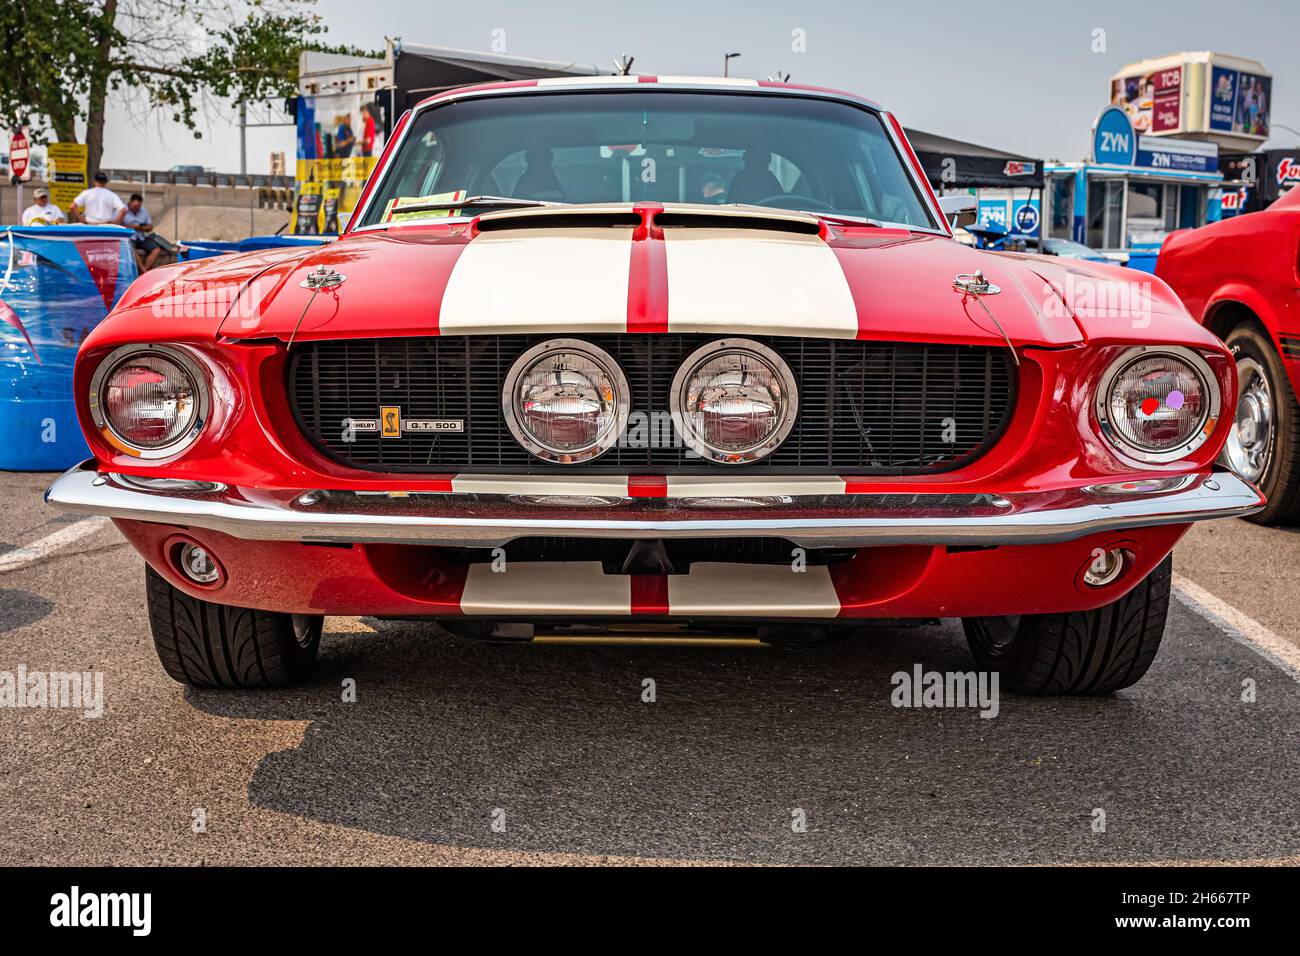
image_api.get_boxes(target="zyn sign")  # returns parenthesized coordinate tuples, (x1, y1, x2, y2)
(1093, 107, 1137, 166)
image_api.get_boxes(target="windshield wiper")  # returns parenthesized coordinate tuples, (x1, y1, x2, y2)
(811, 212, 886, 228)
(387, 195, 563, 215)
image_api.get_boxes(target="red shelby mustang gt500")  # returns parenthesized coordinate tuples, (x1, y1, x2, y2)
(48, 77, 1264, 693)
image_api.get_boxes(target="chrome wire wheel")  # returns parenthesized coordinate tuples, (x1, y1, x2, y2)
(1224, 357, 1274, 483)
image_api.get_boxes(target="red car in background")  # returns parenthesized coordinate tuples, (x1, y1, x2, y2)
(1158, 188, 1300, 524)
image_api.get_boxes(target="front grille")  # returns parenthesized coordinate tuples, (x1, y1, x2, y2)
(288, 335, 1015, 474)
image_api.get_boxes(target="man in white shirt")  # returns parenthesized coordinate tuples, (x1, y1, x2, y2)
(21, 188, 67, 226)
(70, 171, 126, 224)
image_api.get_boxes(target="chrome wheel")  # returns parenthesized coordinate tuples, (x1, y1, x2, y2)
(1224, 357, 1273, 482)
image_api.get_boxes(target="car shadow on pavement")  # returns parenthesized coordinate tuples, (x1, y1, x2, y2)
(0, 589, 55, 635)
(187, 609, 1300, 865)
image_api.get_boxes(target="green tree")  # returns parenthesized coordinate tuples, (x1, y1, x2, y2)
(0, 0, 377, 172)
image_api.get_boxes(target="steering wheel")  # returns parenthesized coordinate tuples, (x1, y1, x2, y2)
(747, 193, 835, 212)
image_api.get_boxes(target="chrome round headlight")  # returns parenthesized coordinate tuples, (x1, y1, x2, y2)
(89, 345, 210, 458)
(503, 339, 629, 463)
(671, 339, 798, 464)
(1096, 346, 1220, 463)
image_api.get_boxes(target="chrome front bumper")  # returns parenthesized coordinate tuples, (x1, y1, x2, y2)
(45, 462, 1265, 549)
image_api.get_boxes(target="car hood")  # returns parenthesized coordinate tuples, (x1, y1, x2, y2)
(144, 205, 1095, 348)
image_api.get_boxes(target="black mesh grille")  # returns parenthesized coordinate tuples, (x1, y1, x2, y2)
(288, 335, 1015, 474)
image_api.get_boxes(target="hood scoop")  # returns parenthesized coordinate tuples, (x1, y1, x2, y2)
(474, 202, 823, 236)
(475, 209, 641, 232)
(654, 209, 821, 235)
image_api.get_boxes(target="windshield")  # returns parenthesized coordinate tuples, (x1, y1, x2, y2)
(357, 90, 939, 229)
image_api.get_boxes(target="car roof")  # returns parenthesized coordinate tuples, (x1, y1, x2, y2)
(410, 76, 885, 113)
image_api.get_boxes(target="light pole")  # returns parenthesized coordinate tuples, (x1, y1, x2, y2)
(723, 52, 741, 77)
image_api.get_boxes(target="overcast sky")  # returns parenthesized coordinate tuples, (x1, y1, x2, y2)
(101, 0, 1298, 173)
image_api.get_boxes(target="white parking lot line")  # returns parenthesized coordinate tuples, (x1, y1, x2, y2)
(1173, 572, 1300, 683)
(0, 517, 111, 574)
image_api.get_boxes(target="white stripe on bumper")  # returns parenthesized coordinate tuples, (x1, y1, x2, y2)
(666, 563, 840, 617)
(460, 562, 631, 615)
(449, 475, 633, 496)
(457, 561, 842, 618)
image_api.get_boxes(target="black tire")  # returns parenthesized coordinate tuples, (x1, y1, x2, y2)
(962, 556, 1171, 694)
(1223, 325, 1300, 525)
(145, 566, 322, 688)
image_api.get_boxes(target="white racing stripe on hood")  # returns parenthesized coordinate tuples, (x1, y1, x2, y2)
(438, 227, 634, 333)
(663, 228, 859, 337)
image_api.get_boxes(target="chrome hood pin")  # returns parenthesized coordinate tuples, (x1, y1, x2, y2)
(953, 269, 1018, 366)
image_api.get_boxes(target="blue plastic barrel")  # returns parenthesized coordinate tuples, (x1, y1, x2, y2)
(179, 240, 242, 261)
(1125, 251, 1160, 275)
(178, 234, 327, 262)
(237, 234, 329, 252)
(0, 225, 139, 470)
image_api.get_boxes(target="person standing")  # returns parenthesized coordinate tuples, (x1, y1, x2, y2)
(333, 116, 356, 158)
(21, 188, 67, 225)
(360, 104, 376, 158)
(123, 193, 163, 271)
(70, 171, 126, 224)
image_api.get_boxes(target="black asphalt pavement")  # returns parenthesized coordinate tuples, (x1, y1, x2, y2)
(1, 471, 1297, 865)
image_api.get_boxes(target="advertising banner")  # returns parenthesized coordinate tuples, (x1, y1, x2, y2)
(290, 94, 385, 234)
(1210, 67, 1271, 138)
(1136, 135, 1218, 174)
(1093, 106, 1218, 174)
(1094, 106, 1137, 165)
(977, 198, 1008, 230)
(1012, 198, 1041, 237)
(1277, 156, 1300, 193)
(0, 225, 138, 470)
(1111, 66, 1184, 134)
(976, 197, 1040, 238)
(1219, 185, 1251, 216)
(45, 143, 88, 211)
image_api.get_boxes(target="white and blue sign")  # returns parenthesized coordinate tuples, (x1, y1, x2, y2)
(1136, 136, 1218, 174)
(1013, 200, 1041, 236)
(977, 199, 1008, 229)
(1092, 104, 1217, 173)
(1093, 106, 1137, 166)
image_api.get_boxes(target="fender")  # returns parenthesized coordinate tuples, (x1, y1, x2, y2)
(1205, 283, 1300, 396)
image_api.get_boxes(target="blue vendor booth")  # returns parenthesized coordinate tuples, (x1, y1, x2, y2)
(0, 225, 139, 470)
(1044, 106, 1223, 273)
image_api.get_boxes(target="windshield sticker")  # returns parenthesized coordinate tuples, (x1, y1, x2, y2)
(382, 190, 468, 223)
